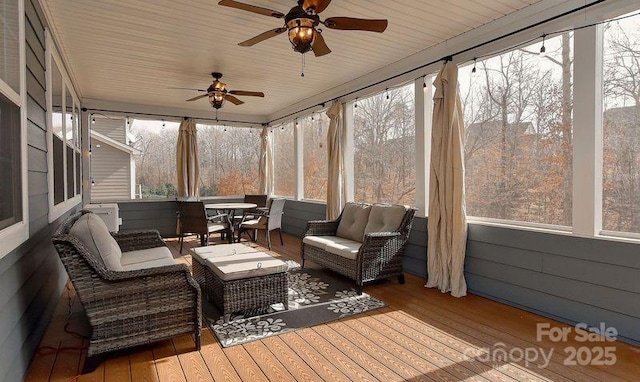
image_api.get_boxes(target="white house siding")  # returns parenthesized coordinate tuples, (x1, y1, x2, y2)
(92, 116, 127, 144)
(90, 138, 131, 201)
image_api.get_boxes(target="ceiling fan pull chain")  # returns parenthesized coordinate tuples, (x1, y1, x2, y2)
(301, 53, 306, 77)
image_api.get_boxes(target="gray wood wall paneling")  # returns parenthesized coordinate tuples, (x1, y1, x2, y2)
(0, 2, 75, 381)
(281, 200, 326, 237)
(24, 0, 45, 42)
(465, 224, 640, 346)
(0, 225, 68, 382)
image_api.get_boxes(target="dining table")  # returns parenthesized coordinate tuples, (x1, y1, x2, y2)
(205, 202, 258, 242)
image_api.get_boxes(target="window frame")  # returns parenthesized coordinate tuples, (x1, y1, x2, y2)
(46, 31, 81, 223)
(0, 0, 29, 259)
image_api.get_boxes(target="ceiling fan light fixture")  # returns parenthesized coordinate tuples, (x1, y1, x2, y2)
(209, 92, 226, 109)
(287, 18, 315, 54)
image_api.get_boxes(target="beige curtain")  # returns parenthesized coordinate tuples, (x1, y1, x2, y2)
(426, 62, 468, 298)
(176, 118, 199, 198)
(326, 101, 346, 220)
(258, 126, 274, 195)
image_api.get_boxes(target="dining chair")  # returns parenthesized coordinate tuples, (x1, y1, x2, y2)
(237, 198, 285, 250)
(244, 194, 268, 208)
(176, 201, 232, 253)
(238, 194, 268, 219)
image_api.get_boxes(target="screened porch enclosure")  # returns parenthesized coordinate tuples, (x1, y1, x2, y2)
(4, 0, 640, 381)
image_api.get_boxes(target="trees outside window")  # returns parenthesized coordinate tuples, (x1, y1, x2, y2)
(273, 123, 295, 197)
(131, 120, 259, 198)
(602, 13, 640, 233)
(303, 112, 329, 201)
(353, 84, 416, 205)
(460, 34, 574, 226)
(198, 124, 259, 196)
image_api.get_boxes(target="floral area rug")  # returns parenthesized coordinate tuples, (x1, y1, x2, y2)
(204, 261, 386, 347)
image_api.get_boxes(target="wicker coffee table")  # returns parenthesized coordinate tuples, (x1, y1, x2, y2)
(190, 244, 289, 322)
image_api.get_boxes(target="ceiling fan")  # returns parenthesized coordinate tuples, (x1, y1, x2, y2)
(179, 72, 264, 109)
(218, 0, 388, 57)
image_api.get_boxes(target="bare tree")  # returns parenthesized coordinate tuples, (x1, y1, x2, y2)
(602, 20, 640, 231)
(353, 85, 415, 204)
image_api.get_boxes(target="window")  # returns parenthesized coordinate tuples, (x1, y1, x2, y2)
(0, 92, 22, 230)
(0, 0, 27, 257)
(460, 34, 574, 227)
(303, 112, 329, 201)
(0, 0, 20, 93)
(48, 46, 81, 219)
(273, 123, 295, 197)
(353, 83, 415, 204)
(602, 12, 640, 234)
(51, 60, 64, 204)
(129, 119, 179, 198)
(130, 120, 260, 198)
(197, 124, 259, 196)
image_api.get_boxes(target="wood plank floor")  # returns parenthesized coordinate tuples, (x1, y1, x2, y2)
(26, 233, 640, 381)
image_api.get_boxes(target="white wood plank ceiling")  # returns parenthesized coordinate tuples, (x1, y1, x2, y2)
(44, 0, 539, 117)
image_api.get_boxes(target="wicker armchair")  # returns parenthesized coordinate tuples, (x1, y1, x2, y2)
(52, 211, 201, 372)
(301, 203, 416, 292)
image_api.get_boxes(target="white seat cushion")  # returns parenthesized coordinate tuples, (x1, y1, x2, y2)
(240, 216, 267, 229)
(70, 213, 124, 271)
(363, 204, 408, 236)
(302, 235, 357, 250)
(121, 246, 175, 267)
(190, 243, 259, 264)
(208, 222, 228, 233)
(121, 256, 176, 271)
(324, 239, 362, 260)
(336, 203, 371, 242)
(206, 251, 288, 281)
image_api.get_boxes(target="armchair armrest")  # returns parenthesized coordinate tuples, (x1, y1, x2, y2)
(112, 229, 166, 252)
(86, 264, 200, 304)
(304, 220, 340, 236)
(359, 231, 404, 260)
(106, 263, 192, 281)
(80, 264, 201, 327)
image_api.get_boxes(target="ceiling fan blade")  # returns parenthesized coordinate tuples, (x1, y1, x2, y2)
(225, 95, 245, 105)
(323, 17, 388, 33)
(312, 32, 331, 57)
(302, 0, 332, 14)
(218, 0, 284, 18)
(169, 87, 207, 92)
(229, 90, 265, 97)
(186, 94, 209, 102)
(239, 27, 287, 47)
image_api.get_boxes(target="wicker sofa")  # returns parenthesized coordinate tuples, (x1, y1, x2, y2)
(52, 210, 201, 371)
(301, 202, 416, 291)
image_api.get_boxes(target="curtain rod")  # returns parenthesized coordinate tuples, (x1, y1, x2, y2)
(266, 0, 605, 125)
(81, 107, 266, 127)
